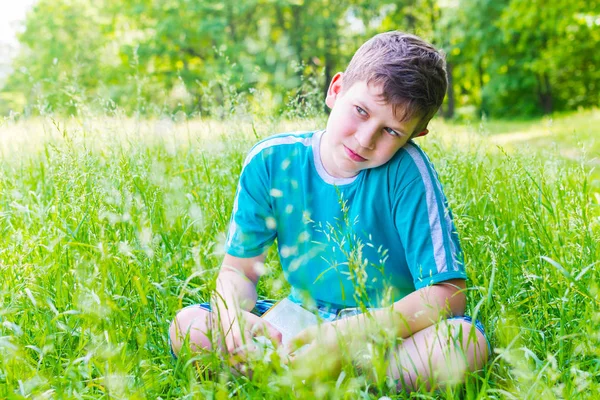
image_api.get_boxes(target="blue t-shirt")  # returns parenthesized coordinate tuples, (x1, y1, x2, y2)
(225, 130, 465, 307)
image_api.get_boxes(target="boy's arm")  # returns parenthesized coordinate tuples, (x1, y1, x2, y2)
(213, 253, 282, 353)
(213, 253, 265, 316)
(287, 279, 466, 373)
(334, 278, 466, 340)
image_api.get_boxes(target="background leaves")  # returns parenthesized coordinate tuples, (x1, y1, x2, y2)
(1, 0, 599, 118)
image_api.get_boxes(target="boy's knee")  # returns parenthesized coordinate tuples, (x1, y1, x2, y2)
(169, 310, 187, 357)
(447, 319, 489, 367)
(169, 306, 213, 357)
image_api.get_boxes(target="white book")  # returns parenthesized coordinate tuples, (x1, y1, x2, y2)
(261, 298, 319, 345)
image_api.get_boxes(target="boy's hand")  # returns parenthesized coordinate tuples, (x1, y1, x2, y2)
(285, 323, 344, 380)
(221, 310, 282, 363)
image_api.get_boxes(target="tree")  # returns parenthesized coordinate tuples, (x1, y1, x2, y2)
(3, 0, 109, 115)
(2, 0, 598, 118)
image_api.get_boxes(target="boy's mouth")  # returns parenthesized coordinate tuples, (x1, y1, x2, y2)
(344, 145, 367, 162)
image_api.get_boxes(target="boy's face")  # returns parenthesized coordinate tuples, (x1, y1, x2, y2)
(321, 73, 428, 179)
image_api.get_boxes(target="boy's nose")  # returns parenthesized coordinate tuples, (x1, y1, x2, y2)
(354, 126, 377, 150)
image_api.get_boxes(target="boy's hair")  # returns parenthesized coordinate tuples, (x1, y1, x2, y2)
(342, 31, 448, 135)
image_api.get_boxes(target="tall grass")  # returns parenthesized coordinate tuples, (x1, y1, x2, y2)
(0, 113, 598, 398)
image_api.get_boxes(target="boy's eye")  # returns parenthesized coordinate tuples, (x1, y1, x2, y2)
(355, 106, 368, 116)
(384, 127, 401, 137)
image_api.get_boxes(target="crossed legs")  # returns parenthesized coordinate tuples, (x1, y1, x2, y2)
(169, 306, 489, 391)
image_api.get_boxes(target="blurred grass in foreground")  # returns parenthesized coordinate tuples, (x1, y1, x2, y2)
(0, 112, 598, 399)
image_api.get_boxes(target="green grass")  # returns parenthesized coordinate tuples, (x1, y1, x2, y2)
(438, 109, 600, 175)
(0, 112, 598, 399)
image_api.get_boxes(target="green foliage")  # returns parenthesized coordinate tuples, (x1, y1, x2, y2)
(1, 0, 599, 118)
(454, 0, 600, 117)
(1, 0, 108, 115)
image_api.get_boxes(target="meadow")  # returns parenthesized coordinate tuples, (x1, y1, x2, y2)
(0, 109, 598, 399)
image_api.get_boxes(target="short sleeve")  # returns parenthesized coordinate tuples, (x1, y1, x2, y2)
(393, 149, 466, 289)
(224, 148, 277, 257)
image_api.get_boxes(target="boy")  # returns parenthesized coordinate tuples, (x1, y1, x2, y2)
(170, 31, 490, 391)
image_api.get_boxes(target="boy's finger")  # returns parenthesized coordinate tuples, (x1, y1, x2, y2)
(262, 321, 283, 345)
(285, 328, 311, 354)
(229, 339, 258, 365)
(251, 319, 283, 346)
(288, 342, 317, 378)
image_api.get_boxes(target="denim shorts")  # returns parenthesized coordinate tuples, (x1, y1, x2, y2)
(171, 297, 492, 357)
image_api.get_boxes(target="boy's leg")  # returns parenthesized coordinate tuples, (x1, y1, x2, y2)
(169, 305, 216, 356)
(169, 299, 278, 357)
(386, 318, 489, 392)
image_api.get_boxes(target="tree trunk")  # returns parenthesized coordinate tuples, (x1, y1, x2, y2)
(477, 58, 486, 116)
(444, 61, 455, 119)
(292, 5, 303, 77)
(537, 73, 553, 114)
(323, 15, 338, 113)
(405, 12, 416, 31)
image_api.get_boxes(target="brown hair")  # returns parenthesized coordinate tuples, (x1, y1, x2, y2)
(342, 31, 448, 135)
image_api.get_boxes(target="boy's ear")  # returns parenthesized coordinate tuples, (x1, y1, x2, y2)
(413, 129, 429, 138)
(325, 72, 344, 109)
